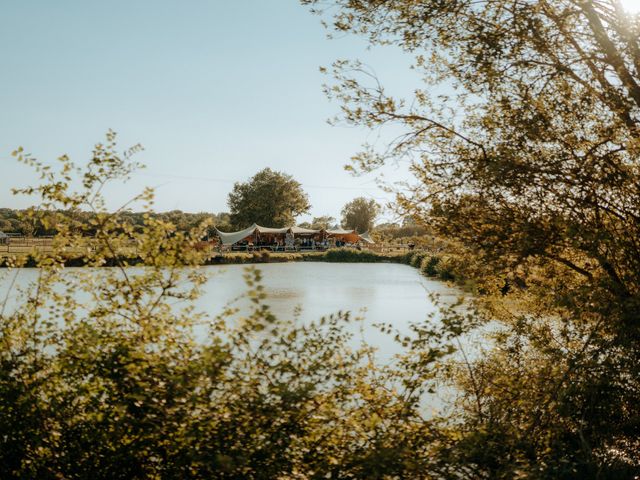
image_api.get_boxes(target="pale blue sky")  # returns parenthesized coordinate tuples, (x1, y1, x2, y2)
(1, 1, 417, 223)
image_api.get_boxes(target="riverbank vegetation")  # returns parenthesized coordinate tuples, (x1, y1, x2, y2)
(303, 0, 640, 476)
(1, 240, 469, 289)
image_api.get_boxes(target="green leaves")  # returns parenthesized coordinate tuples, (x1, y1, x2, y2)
(340, 197, 380, 233)
(303, 0, 640, 475)
(227, 168, 311, 229)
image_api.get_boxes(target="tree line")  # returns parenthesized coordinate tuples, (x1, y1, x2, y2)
(1, 171, 383, 237)
(0, 208, 231, 237)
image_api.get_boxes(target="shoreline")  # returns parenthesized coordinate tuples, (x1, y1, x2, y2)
(0, 248, 406, 268)
(1, 248, 465, 287)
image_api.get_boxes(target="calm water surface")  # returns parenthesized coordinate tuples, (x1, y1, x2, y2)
(1, 263, 464, 362)
(196, 263, 463, 360)
(2, 262, 468, 411)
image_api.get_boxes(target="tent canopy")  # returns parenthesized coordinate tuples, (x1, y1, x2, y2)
(359, 231, 375, 244)
(215, 224, 257, 246)
(325, 228, 355, 235)
(326, 229, 360, 243)
(255, 225, 289, 234)
(215, 225, 374, 246)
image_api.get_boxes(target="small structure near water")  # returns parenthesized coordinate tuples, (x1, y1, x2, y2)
(214, 224, 374, 251)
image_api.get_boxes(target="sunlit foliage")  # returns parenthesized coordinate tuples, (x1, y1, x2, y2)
(340, 197, 380, 233)
(227, 168, 311, 229)
(302, 0, 640, 476)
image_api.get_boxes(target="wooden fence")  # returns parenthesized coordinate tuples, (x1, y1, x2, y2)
(0, 236, 54, 254)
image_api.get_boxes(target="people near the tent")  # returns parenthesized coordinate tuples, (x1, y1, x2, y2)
(285, 232, 295, 250)
(217, 225, 372, 251)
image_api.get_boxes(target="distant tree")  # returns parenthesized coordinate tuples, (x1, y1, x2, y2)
(0, 219, 12, 232)
(373, 221, 428, 244)
(298, 216, 337, 230)
(228, 168, 310, 228)
(341, 197, 379, 232)
(212, 212, 232, 232)
(312, 216, 337, 230)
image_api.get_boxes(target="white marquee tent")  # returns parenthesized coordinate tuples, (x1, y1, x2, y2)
(214, 225, 373, 246)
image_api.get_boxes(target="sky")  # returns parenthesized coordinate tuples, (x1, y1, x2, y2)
(0, 1, 419, 224)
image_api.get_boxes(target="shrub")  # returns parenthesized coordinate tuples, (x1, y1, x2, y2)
(320, 248, 396, 263)
(1, 134, 455, 479)
(420, 255, 441, 277)
(434, 255, 458, 281)
(410, 251, 429, 268)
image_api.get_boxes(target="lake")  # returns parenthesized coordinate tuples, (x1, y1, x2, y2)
(195, 262, 463, 359)
(1, 262, 468, 412)
(0, 262, 464, 363)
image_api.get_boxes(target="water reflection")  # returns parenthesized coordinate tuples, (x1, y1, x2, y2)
(0, 262, 464, 361)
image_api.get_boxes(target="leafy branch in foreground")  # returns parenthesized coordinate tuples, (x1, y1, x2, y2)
(304, 0, 640, 477)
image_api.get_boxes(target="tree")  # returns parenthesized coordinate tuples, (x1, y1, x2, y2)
(305, 0, 640, 475)
(227, 168, 310, 228)
(340, 197, 379, 232)
(299, 215, 337, 230)
(211, 212, 232, 232)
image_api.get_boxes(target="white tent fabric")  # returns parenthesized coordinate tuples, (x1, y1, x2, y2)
(255, 225, 289, 234)
(215, 225, 375, 246)
(359, 231, 375, 244)
(326, 228, 356, 235)
(215, 224, 257, 246)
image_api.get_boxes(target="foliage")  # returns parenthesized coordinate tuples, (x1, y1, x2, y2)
(419, 255, 440, 277)
(303, 0, 640, 476)
(0, 208, 231, 238)
(340, 197, 380, 233)
(373, 221, 428, 243)
(227, 168, 310, 229)
(308, 247, 391, 263)
(207, 249, 405, 265)
(297, 215, 337, 230)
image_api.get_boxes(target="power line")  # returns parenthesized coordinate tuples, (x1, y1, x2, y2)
(137, 172, 384, 192)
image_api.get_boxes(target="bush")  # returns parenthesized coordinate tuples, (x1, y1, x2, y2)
(409, 251, 429, 268)
(320, 248, 385, 262)
(420, 255, 441, 277)
(1, 135, 455, 479)
(434, 255, 458, 281)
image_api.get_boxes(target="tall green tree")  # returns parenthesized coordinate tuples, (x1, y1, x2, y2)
(305, 0, 640, 476)
(341, 197, 379, 232)
(227, 168, 310, 228)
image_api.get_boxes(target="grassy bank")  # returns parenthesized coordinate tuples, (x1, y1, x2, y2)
(204, 248, 405, 265)
(1, 248, 464, 286)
